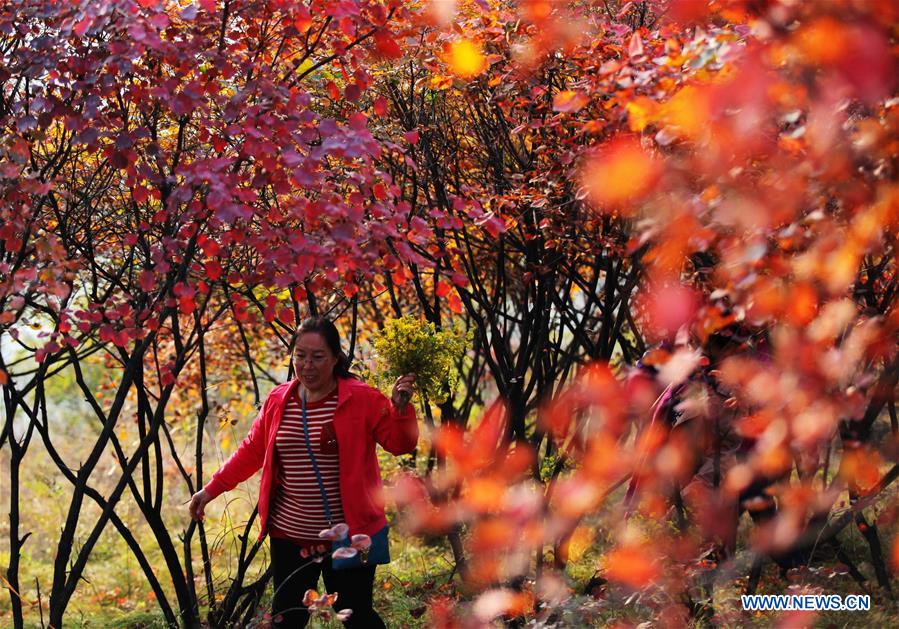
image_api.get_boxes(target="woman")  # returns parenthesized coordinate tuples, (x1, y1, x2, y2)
(189, 317, 417, 627)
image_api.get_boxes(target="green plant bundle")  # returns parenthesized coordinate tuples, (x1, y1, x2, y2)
(372, 316, 470, 404)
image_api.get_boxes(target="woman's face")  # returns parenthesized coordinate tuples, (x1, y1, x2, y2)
(293, 332, 339, 392)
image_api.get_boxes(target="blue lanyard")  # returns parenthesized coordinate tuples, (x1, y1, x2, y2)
(300, 390, 333, 526)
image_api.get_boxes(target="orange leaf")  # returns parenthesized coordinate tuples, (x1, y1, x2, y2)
(522, 0, 554, 23)
(552, 90, 589, 113)
(465, 477, 505, 512)
(784, 282, 817, 326)
(602, 542, 659, 588)
(580, 139, 660, 211)
(840, 448, 882, 494)
(470, 401, 507, 456)
(794, 17, 849, 65)
(294, 7, 312, 32)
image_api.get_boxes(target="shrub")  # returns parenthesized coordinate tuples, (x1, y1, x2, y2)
(372, 316, 469, 405)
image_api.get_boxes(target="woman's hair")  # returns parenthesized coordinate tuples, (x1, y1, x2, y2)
(294, 316, 355, 379)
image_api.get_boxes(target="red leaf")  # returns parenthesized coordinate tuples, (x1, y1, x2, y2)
(132, 186, 149, 203)
(199, 236, 220, 257)
(114, 330, 130, 347)
(173, 282, 195, 298)
(339, 17, 355, 37)
(636, 282, 699, 340)
(616, 1, 635, 19)
(471, 401, 507, 455)
(74, 17, 92, 37)
(404, 130, 420, 145)
(373, 97, 389, 116)
(278, 307, 295, 324)
(391, 269, 408, 286)
(99, 324, 115, 343)
(447, 292, 464, 314)
(450, 272, 468, 287)
(374, 30, 403, 59)
(149, 13, 169, 29)
(204, 260, 222, 281)
(481, 215, 506, 238)
(160, 367, 175, 386)
(345, 83, 361, 102)
(326, 81, 340, 101)
(436, 281, 452, 297)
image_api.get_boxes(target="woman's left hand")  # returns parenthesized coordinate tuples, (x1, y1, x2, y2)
(391, 374, 416, 409)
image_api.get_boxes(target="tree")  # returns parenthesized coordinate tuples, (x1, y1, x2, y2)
(387, 0, 899, 625)
(2, 0, 419, 626)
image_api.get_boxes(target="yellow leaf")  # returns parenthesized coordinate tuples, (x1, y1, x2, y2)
(626, 96, 656, 132)
(447, 39, 487, 78)
(429, 74, 453, 90)
(661, 85, 709, 138)
(561, 526, 594, 562)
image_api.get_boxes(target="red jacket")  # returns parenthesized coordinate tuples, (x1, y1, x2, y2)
(204, 377, 418, 540)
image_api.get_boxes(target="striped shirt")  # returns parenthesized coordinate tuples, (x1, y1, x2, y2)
(268, 388, 345, 544)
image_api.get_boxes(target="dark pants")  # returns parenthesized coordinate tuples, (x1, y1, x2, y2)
(270, 537, 386, 628)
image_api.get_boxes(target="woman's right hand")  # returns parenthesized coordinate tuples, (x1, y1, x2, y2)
(189, 489, 211, 522)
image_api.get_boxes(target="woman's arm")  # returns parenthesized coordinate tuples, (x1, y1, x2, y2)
(371, 376, 418, 455)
